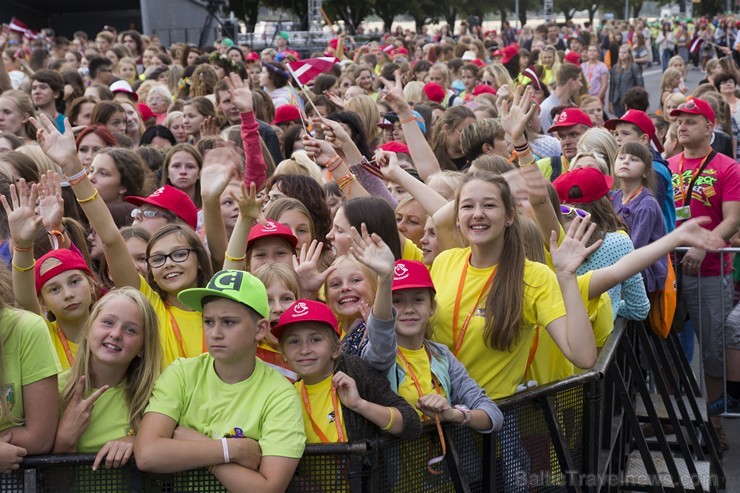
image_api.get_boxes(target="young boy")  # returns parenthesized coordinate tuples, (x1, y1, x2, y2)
(134, 269, 306, 492)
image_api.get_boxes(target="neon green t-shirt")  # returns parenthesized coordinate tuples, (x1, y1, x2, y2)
(145, 353, 306, 458)
(58, 370, 132, 453)
(0, 309, 62, 431)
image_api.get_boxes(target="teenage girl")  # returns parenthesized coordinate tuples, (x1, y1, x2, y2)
(0, 267, 60, 472)
(32, 115, 213, 368)
(660, 68, 683, 111)
(612, 141, 668, 293)
(53, 288, 162, 471)
(273, 299, 421, 443)
(351, 222, 502, 431)
(2, 175, 99, 370)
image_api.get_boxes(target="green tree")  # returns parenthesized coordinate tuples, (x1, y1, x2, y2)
(227, 0, 261, 32)
(324, 0, 375, 34)
(373, 2, 408, 33)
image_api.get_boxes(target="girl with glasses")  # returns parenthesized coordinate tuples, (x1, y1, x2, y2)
(32, 115, 213, 368)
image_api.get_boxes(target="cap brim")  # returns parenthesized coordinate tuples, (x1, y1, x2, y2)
(604, 175, 614, 188)
(178, 288, 245, 313)
(603, 119, 619, 130)
(391, 283, 436, 292)
(271, 319, 338, 341)
(124, 195, 148, 207)
(248, 232, 298, 248)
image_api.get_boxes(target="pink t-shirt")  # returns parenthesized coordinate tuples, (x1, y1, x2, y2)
(668, 151, 740, 276)
(581, 61, 609, 101)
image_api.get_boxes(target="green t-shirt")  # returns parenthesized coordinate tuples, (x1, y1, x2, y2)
(0, 309, 62, 431)
(145, 353, 306, 458)
(58, 370, 132, 453)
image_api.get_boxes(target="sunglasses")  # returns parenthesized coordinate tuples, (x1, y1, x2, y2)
(146, 248, 195, 268)
(481, 80, 494, 86)
(131, 208, 173, 222)
(677, 100, 697, 111)
(560, 205, 589, 218)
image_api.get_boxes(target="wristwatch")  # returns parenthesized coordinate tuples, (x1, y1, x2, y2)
(453, 405, 472, 426)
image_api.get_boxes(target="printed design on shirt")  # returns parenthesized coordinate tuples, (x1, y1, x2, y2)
(672, 169, 717, 207)
(475, 307, 485, 317)
(327, 410, 336, 424)
(0, 384, 15, 411)
(223, 427, 245, 438)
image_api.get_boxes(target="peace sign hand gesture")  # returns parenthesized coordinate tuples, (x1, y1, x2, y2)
(378, 70, 411, 114)
(56, 376, 110, 450)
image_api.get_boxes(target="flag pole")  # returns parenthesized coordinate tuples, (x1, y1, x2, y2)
(286, 63, 324, 119)
(286, 81, 310, 135)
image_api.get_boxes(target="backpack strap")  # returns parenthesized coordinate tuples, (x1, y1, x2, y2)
(550, 155, 563, 181)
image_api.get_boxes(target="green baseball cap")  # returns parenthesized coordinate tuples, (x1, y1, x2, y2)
(278, 31, 290, 41)
(178, 270, 269, 318)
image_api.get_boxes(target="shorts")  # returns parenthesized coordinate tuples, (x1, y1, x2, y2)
(680, 275, 737, 378)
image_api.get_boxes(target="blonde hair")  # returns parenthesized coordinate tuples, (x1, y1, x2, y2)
(325, 256, 378, 330)
(135, 80, 158, 104)
(576, 128, 619, 175)
(15, 146, 62, 176)
(426, 170, 465, 200)
(539, 45, 561, 80)
(273, 150, 324, 184)
(253, 263, 301, 347)
(403, 81, 425, 104)
(264, 197, 316, 245)
(660, 68, 682, 94)
(0, 91, 36, 141)
(59, 288, 162, 432)
(663, 92, 687, 116)
(345, 95, 381, 148)
(481, 64, 513, 89)
(572, 150, 609, 174)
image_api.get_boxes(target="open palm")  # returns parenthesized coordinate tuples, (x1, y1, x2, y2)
(349, 224, 395, 278)
(30, 115, 79, 170)
(0, 180, 42, 246)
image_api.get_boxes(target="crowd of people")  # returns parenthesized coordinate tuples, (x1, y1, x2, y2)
(0, 12, 738, 489)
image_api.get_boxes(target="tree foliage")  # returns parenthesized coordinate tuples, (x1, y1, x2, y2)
(323, 0, 375, 34)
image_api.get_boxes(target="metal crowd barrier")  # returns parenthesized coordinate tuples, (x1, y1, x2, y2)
(4, 318, 725, 492)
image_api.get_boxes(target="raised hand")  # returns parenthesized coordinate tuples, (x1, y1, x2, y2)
(348, 223, 395, 279)
(200, 116, 219, 137)
(56, 376, 110, 449)
(92, 436, 134, 471)
(500, 84, 538, 144)
(333, 371, 364, 412)
(321, 118, 352, 149)
(519, 164, 549, 205)
(0, 179, 42, 248)
(200, 157, 236, 201)
(673, 217, 724, 252)
(378, 70, 410, 114)
(224, 73, 253, 113)
(293, 240, 336, 297)
(231, 182, 263, 222)
(37, 171, 65, 231)
(550, 215, 603, 276)
(302, 135, 340, 167)
(375, 150, 403, 183)
(30, 115, 79, 169)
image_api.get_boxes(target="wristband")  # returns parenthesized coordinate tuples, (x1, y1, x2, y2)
(76, 189, 99, 204)
(327, 156, 344, 173)
(13, 244, 32, 253)
(324, 155, 341, 171)
(399, 115, 418, 125)
(221, 437, 230, 464)
(381, 407, 395, 431)
(66, 169, 88, 186)
(12, 260, 36, 272)
(48, 229, 64, 250)
(453, 405, 472, 426)
(224, 253, 247, 262)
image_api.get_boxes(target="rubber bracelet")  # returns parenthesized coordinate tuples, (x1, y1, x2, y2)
(400, 115, 417, 125)
(381, 407, 395, 431)
(13, 244, 32, 253)
(67, 169, 88, 186)
(224, 253, 247, 262)
(324, 155, 341, 170)
(76, 189, 99, 204)
(12, 260, 36, 272)
(221, 437, 230, 464)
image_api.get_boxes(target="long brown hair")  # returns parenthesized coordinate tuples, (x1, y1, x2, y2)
(454, 172, 526, 351)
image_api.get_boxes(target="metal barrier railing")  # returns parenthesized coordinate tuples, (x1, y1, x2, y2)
(4, 317, 724, 492)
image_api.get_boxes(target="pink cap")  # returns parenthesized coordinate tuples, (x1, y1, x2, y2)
(564, 51, 581, 65)
(247, 219, 298, 248)
(392, 260, 435, 291)
(423, 82, 446, 103)
(604, 109, 664, 153)
(669, 97, 715, 125)
(379, 141, 411, 155)
(554, 167, 614, 204)
(272, 105, 301, 125)
(245, 51, 260, 62)
(271, 299, 339, 340)
(125, 185, 198, 230)
(472, 84, 497, 96)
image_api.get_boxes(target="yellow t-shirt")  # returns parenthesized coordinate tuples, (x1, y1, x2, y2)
(430, 248, 566, 399)
(396, 346, 446, 419)
(58, 370, 131, 453)
(47, 320, 79, 371)
(528, 272, 613, 385)
(139, 276, 204, 367)
(402, 238, 424, 262)
(295, 375, 347, 444)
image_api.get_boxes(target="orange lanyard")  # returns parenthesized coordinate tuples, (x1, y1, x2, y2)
(56, 323, 75, 367)
(396, 348, 442, 422)
(300, 382, 346, 443)
(621, 185, 644, 206)
(165, 303, 206, 358)
(677, 150, 712, 206)
(451, 253, 496, 356)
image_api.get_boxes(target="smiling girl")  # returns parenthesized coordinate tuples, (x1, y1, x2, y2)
(54, 288, 162, 471)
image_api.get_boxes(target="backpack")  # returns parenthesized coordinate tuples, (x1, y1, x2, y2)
(550, 155, 563, 181)
(648, 256, 677, 338)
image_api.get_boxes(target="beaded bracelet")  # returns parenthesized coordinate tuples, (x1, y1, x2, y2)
(76, 189, 99, 204)
(12, 260, 36, 272)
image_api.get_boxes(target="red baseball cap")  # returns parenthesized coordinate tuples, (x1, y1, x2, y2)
(271, 299, 339, 340)
(392, 47, 409, 57)
(604, 109, 664, 153)
(669, 97, 715, 125)
(379, 141, 410, 155)
(35, 249, 93, 296)
(470, 58, 485, 68)
(553, 167, 614, 204)
(392, 260, 435, 292)
(125, 185, 198, 230)
(564, 51, 581, 65)
(472, 84, 497, 96)
(272, 105, 301, 125)
(245, 51, 260, 62)
(547, 108, 593, 133)
(423, 82, 446, 103)
(493, 43, 520, 64)
(137, 103, 155, 122)
(247, 219, 298, 248)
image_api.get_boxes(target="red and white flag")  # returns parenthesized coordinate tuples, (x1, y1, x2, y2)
(689, 36, 704, 56)
(286, 57, 338, 86)
(9, 17, 37, 39)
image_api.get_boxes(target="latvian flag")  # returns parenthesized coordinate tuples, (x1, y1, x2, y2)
(9, 17, 37, 39)
(689, 36, 704, 56)
(286, 57, 339, 86)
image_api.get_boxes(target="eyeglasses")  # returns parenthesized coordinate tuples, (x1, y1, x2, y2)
(481, 80, 494, 86)
(560, 205, 589, 218)
(146, 248, 195, 268)
(131, 208, 172, 222)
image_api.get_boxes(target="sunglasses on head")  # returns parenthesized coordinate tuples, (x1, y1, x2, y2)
(560, 205, 589, 218)
(678, 100, 697, 111)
